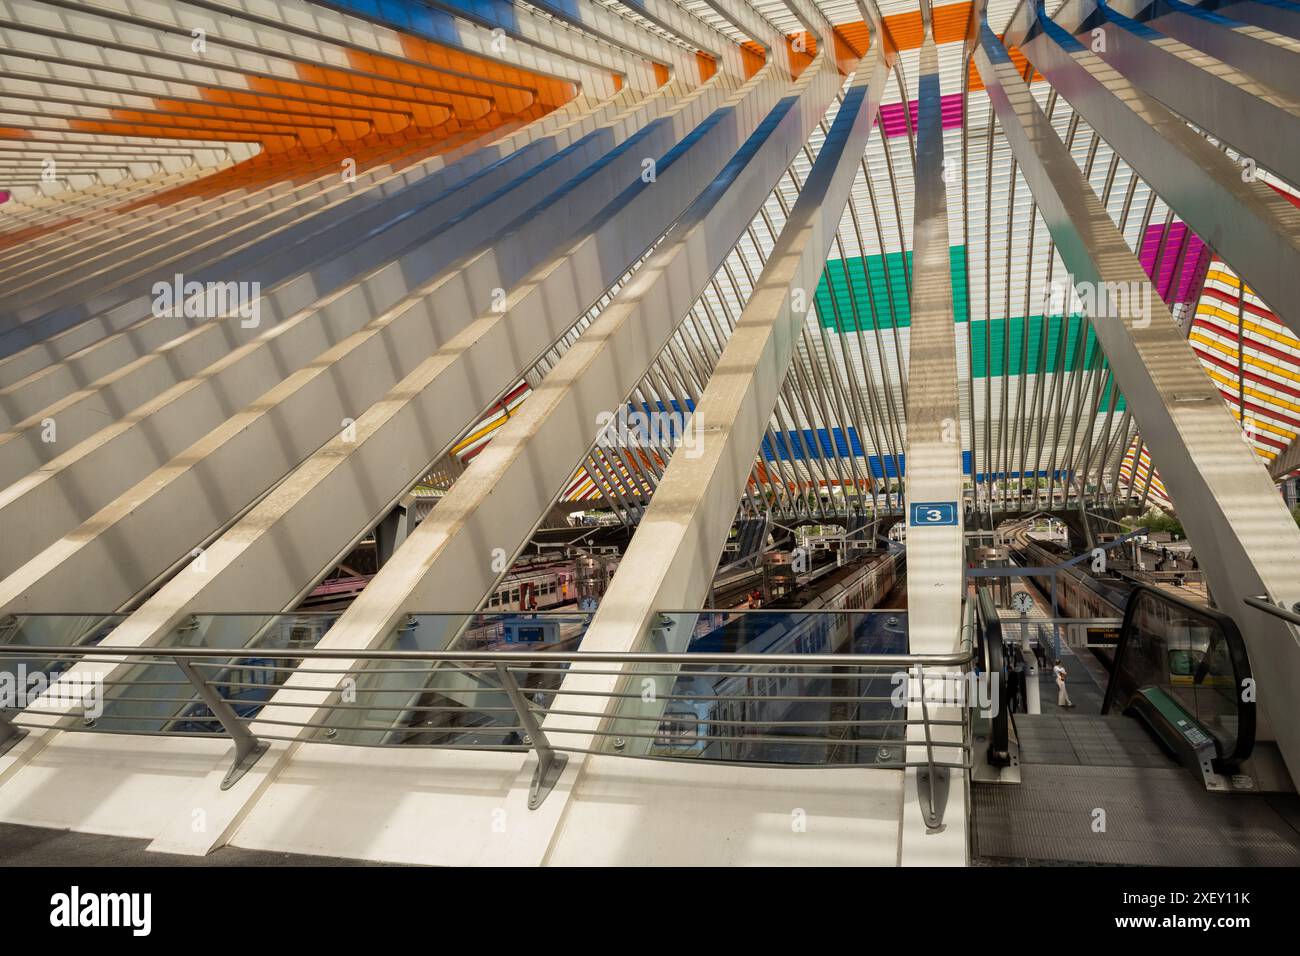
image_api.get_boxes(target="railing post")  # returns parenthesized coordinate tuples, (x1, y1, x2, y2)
(173, 657, 268, 790)
(0, 710, 28, 757)
(914, 663, 950, 831)
(494, 662, 567, 809)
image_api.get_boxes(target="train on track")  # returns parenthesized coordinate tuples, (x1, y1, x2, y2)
(1006, 528, 1231, 688)
(302, 550, 620, 614)
(650, 549, 906, 762)
(482, 553, 619, 613)
(1009, 533, 1130, 626)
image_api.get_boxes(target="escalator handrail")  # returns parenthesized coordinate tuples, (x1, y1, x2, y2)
(975, 588, 1010, 765)
(1103, 583, 1255, 766)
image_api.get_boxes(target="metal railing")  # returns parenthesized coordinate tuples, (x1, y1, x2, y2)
(0, 641, 973, 813)
(974, 589, 1010, 767)
(1105, 585, 1255, 771)
(1114, 566, 1207, 595)
(1244, 595, 1300, 629)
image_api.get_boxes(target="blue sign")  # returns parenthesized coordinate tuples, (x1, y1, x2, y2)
(909, 501, 958, 527)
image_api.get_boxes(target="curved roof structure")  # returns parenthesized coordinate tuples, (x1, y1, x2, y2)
(2, 0, 1300, 867)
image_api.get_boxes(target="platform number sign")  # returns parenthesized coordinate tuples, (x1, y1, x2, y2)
(909, 501, 957, 527)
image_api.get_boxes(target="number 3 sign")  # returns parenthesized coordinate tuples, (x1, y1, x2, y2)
(909, 502, 958, 526)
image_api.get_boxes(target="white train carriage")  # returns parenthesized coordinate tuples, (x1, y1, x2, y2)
(653, 551, 905, 758)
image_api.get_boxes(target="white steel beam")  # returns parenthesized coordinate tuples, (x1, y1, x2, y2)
(0, 96, 655, 572)
(0, 81, 727, 608)
(0, 91, 628, 372)
(13, 53, 840, 856)
(539, 44, 885, 775)
(1054, 0, 1300, 186)
(173, 42, 872, 861)
(1215, 0, 1300, 38)
(898, 1, 966, 860)
(100, 61, 791, 653)
(975, 12, 1300, 787)
(1124, 0, 1300, 98)
(1005, 0, 1300, 337)
(0, 92, 636, 434)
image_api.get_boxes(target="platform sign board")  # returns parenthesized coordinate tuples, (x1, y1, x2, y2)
(1087, 625, 1120, 647)
(909, 501, 958, 527)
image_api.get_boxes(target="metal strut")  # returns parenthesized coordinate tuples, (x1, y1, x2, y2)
(915, 664, 951, 831)
(174, 657, 269, 790)
(495, 663, 568, 809)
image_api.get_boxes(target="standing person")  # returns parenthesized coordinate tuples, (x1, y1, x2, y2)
(1011, 658, 1026, 713)
(1053, 660, 1074, 708)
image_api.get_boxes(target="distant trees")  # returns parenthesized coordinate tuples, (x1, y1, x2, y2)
(1122, 508, 1185, 538)
(1142, 509, 1185, 538)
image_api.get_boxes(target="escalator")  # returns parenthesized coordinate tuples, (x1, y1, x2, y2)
(1103, 585, 1254, 788)
(974, 589, 1011, 771)
(970, 582, 1300, 865)
(977, 581, 1254, 788)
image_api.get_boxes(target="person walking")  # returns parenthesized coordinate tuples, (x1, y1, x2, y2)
(1053, 660, 1074, 708)
(1011, 658, 1026, 713)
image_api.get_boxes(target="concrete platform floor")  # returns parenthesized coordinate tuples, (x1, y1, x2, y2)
(0, 823, 399, 866)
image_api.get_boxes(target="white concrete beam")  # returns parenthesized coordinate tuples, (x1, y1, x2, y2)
(975, 14, 1300, 787)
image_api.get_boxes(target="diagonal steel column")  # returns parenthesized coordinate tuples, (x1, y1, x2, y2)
(1006, 0, 1300, 337)
(975, 15, 1300, 786)
(701, 0, 792, 70)
(107, 52, 847, 858)
(895, 0, 968, 856)
(0, 84, 726, 610)
(619, 0, 748, 79)
(450, 0, 688, 86)
(780, 0, 859, 74)
(905, 18, 965, 656)
(1117, 0, 1300, 101)
(191, 58, 821, 636)
(1055, 0, 1300, 186)
(542, 44, 888, 752)
(1269, 434, 1300, 479)
(1194, 0, 1300, 39)
(80, 65, 793, 655)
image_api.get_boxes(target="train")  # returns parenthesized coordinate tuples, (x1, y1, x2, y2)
(1007, 531, 1230, 687)
(1009, 534, 1129, 636)
(173, 552, 626, 736)
(302, 547, 620, 614)
(481, 552, 619, 613)
(649, 549, 906, 762)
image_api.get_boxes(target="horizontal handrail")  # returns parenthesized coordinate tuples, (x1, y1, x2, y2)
(0, 638, 974, 813)
(1245, 595, 1300, 628)
(0, 643, 973, 667)
(661, 607, 905, 615)
(1106, 585, 1255, 768)
(974, 588, 1010, 767)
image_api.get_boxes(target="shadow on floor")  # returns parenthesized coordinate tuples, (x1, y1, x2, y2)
(0, 823, 402, 866)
